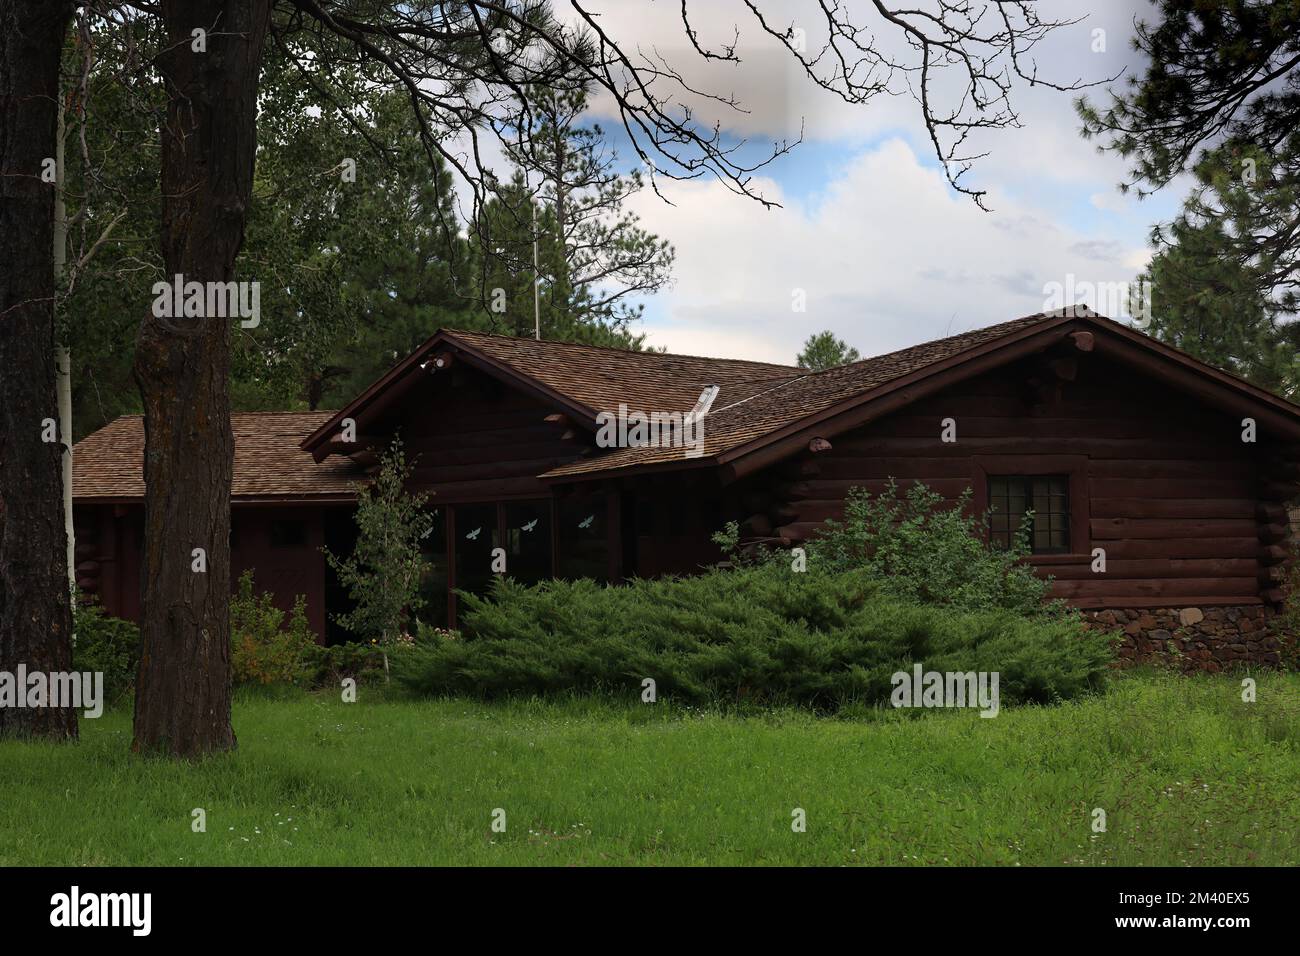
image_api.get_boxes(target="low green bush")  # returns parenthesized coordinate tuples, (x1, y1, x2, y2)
(303, 640, 392, 687)
(230, 571, 317, 686)
(724, 480, 1054, 615)
(394, 562, 1113, 711)
(72, 602, 140, 705)
(72, 579, 393, 696)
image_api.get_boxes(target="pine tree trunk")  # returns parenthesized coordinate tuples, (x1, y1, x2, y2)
(131, 0, 271, 757)
(0, 0, 76, 740)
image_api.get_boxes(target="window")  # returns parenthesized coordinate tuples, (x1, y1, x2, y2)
(453, 503, 499, 603)
(988, 475, 1070, 554)
(417, 507, 449, 629)
(558, 495, 608, 580)
(324, 508, 361, 645)
(503, 501, 551, 585)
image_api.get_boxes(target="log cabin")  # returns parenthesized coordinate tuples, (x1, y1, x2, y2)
(72, 308, 1298, 666)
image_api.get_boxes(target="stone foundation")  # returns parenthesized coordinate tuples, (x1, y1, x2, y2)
(1083, 606, 1282, 672)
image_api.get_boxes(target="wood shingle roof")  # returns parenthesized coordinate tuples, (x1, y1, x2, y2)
(441, 329, 801, 418)
(72, 411, 363, 501)
(540, 312, 1056, 477)
(80, 310, 1254, 500)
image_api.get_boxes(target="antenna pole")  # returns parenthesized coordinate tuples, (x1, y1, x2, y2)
(532, 188, 541, 341)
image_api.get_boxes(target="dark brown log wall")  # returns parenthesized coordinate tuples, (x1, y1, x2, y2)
(74, 503, 328, 639)
(745, 354, 1279, 609)
(387, 363, 592, 501)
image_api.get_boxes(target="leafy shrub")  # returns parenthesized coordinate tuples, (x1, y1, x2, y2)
(230, 571, 318, 686)
(393, 562, 1113, 711)
(322, 439, 434, 644)
(303, 640, 394, 687)
(72, 602, 140, 705)
(73, 578, 326, 695)
(721, 481, 1054, 615)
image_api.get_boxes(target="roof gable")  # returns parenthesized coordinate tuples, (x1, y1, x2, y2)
(300, 328, 800, 455)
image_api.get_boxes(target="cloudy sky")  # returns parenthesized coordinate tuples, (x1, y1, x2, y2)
(543, 0, 1186, 364)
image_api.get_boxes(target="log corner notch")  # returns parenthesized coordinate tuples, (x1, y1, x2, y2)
(729, 448, 826, 553)
(735, 535, 792, 562)
(1256, 456, 1300, 608)
(1068, 330, 1095, 352)
(544, 413, 579, 441)
(312, 432, 383, 463)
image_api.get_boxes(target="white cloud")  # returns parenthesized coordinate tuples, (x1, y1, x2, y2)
(432, 2, 1188, 365)
(634, 138, 1152, 362)
(1089, 190, 1132, 215)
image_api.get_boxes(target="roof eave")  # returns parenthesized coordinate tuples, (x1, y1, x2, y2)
(540, 452, 724, 484)
(74, 492, 361, 506)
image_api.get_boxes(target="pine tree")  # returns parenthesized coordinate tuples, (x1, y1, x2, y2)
(469, 85, 675, 348)
(797, 331, 861, 371)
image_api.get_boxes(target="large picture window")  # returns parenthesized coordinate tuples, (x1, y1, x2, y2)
(558, 495, 608, 580)
(417, 507, 449, 629)
(453, 503, 499, 603)
(437, 500, 556, 626)
(988, 475, 1070, 554)
(503, 501, 552, 585)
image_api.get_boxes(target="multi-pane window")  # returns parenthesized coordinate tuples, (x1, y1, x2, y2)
(429, 502, 557, 627)
(988, 475, 1070, 554)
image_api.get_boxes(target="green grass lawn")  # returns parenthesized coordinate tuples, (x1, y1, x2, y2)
(1, 671, 1296, 866)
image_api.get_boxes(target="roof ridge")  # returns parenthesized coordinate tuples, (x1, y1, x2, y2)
(442, 327, 800, 371)
(99, 409, 336, 420)
(832, 310, 1060, 371)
